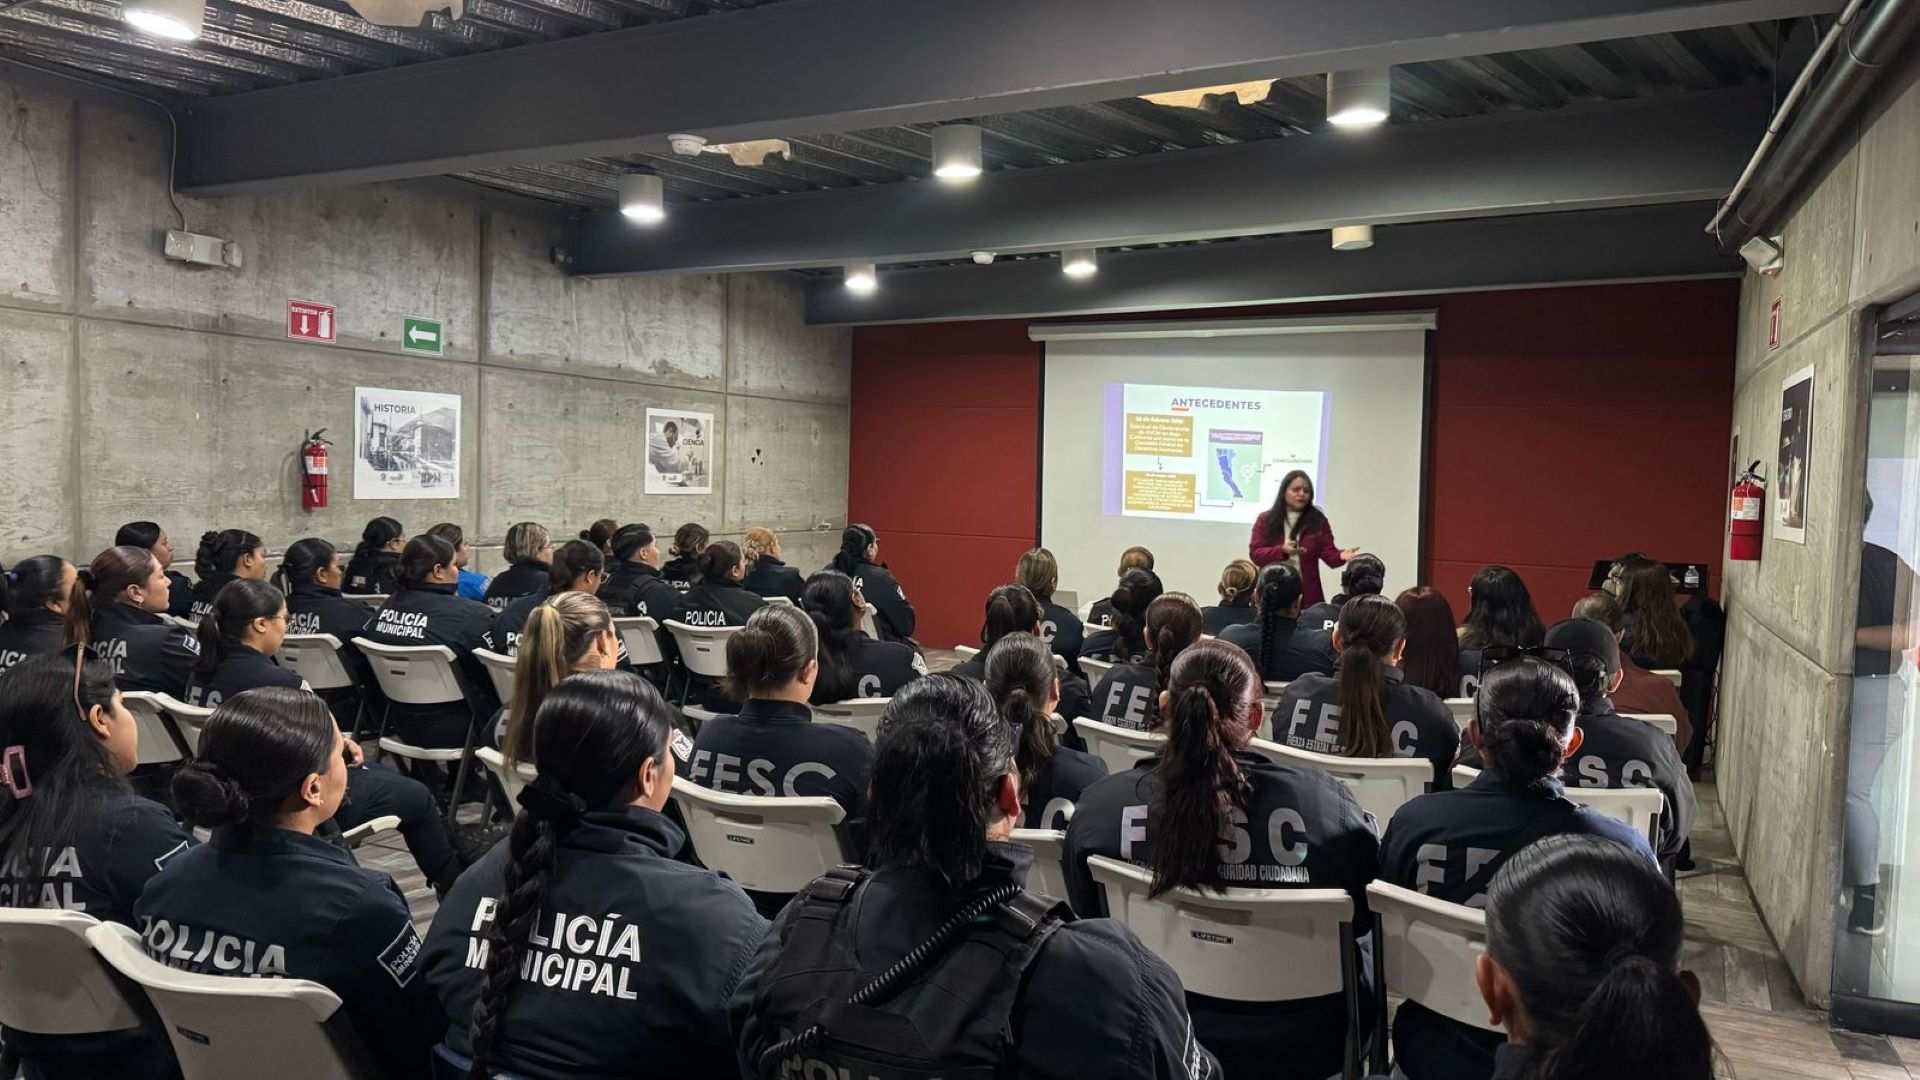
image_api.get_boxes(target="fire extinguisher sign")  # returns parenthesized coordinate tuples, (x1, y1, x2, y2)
(288, 300, 337, 344)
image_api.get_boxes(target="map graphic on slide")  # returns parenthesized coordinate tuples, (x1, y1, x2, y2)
(1214, 450, 1243, 497)
(1106, 383, 1325, 523)
(1206, 429, 1263, 504)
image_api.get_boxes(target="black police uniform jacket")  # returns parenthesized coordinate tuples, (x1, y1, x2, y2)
(687, 699, 873, 819)
(1064, 753, 1379, 1080)
(287, 581, 371, 644)
(1276, 669, 1460, 791)
(677, 581, 766, 629)
(164, 568, 196, 619)
(0, 608, 66, 678)
(1024, 747, 1108, 831)
(730, 841, 1221, 1080)
(599, 561, 684, 622)
(1039, 598, 1086, 673)
(424, 805, 769, 1080)
(1298, 600, 1342, 634)
(842, 559, 916, 644)
(88, 602, 199, 697)
(188, 571, 238, 622)
(1201, 599, 1257, 637)
(948, 651, 1095, 723)
(1456, 696, 1696, 859)
(486, 586, 551, 654)
(1218, 616, 1338, 681)
(741, 556, 805, 604)
(484, 561, 551, 612)
(134, 824, 443, 1079)
(840, 632, 926, 700)
(660, 555, 700, 592)
(185, 644, 304, 708)
(343, 550, 401, 596)
(360, 583, 496, 747)
(1090, 660, 1164, 732)
(1078, 626, 1144, 664)
(1379, 770, 1656, 1080)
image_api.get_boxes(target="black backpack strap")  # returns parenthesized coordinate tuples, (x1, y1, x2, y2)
(1458, 795, 1582, 901)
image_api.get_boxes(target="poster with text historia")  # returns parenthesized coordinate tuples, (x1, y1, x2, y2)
(645, 407, 714, 495)
(354, 386, 461, 500)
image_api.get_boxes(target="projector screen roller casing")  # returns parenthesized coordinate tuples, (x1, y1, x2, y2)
(1038, 316, 1431, 619)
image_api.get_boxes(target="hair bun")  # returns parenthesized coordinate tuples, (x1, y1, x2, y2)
(171, 759, 250, 829)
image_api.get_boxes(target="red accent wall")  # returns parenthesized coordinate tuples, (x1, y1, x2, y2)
(851, 281, 1738, 648)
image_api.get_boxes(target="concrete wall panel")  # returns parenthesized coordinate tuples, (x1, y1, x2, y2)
(75, 320, 222, 551)
(726, 274, 851, 402)
(1853, 76, 1920, 305)
(0, 83, 73, 311)
(487, 213, 725, 389)
(723, 397, 849, 534)
(0, 310, 73, 553)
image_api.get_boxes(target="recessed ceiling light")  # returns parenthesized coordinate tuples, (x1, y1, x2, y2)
(617, 173, 664, 224)
(1331, 225, 1375, 251)
(931, 124, 985, 181)
(1327, 68, 1392, 128)
(1062, 247, 1098, 277)
(124, 0, 204, 40)
(845, 261, 878, 293)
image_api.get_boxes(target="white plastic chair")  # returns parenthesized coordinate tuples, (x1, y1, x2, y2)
(764, 595, 795, 608)
(1450, 766, 1666, 844)
(156, 695, 215, 756)
(475, 747, 538, 807)
(167, 614, 200, 632)
(859, 607, 880, 639)
(1072, 717, 1165, 774)
(1079, 657, 1115, 684)
(0, 909, 146, 1037)
(474, 648, 518, 704)
(610, 616, 666, 667)
(1263, 680, 1290, 698)
(1053, 589, 1079, 613)
(814, 698, 889, 741)
(953, 645, 981, 660)
(1089, 856, 1360, 1075)
(1248, 738, 1432, 825)
(86, 921, 382, 1079)
(1365, 880, 1498, 1073)
(1652, 668, 1684, 687)
(1623, 712, 1679, 735)
(1443, 698, 1474, 732)
(1011, 828, 1069, 901)
(351, 639, 480, 824)
(669, 778, 847, 895)
(120, 691, 190, 765)
(275, 634, 355, 692)
(662, 621, 741, 705)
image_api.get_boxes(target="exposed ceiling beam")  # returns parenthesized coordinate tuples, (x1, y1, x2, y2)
(568, 89, 1768, 277)
(175, 0, 1840, 194)
(802, 202, 1740, 325)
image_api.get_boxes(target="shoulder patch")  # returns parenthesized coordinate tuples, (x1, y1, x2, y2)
(179, 633, 201, 656)
(377, 922, 425, 988)
(153, 839, 190, 872)
(670, 728, 696, 764)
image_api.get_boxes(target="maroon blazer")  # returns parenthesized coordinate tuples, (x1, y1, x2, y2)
(1249, 512, 1346, 609)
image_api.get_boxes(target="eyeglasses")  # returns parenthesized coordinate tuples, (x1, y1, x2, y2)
(1478, 645, 1573, 677)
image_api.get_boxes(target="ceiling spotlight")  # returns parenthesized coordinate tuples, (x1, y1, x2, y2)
(931, 124, 985, 181)
(1326, 68, 1391, 128)
(1331, 225, 1374, 251)
(124, 0, 204, 40)
(971, 251, 997, 265)
(845, 261, 878, 294)
(1062, 246, 1099, 277)
(617, 173, 665, 224)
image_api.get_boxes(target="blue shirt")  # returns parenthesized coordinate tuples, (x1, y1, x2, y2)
(456, 568, 488, 602)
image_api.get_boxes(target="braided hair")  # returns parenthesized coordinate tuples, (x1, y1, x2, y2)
(1253, 563, 1304, 676)
(1108, 568, 1163, 659)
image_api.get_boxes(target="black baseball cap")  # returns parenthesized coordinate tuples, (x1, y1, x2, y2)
(1544, 618, 1621, 675)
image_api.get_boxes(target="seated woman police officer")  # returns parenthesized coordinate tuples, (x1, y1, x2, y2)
(0, 649, 192, 1080)
(1299, 552, 1386, 634)
(426, 523, 490, 603)
(801, 571, 924, 705)
(185, 580, 463, 895)
(487, 539, 604, 655)
(276, 537, 381, 725)
(948, 584, 1093, 723)
(485, 522, 554, 612)
(76, 545, 198, 698)
(1202, 559, 1259, 637)
(1218, 563, 1338, 682)
(496, 592, 620, 761)
(986, 633, 1107, 830)
(598, 523, 683, 623)
(1017, 547, 1084, 671)
(1081, 567, 1160, 664)
(425, 670, 768, 1080)
(113, 521, 195, 619)
(661, 522, 709, 591)
(1089, 592, 1203, 733)
(135, 687, 443, 1078)
(342, 516, 405, 596)
(188, 528, 267, 622)
(1065, 639, 1378, 1080)
(0, 555, 78, 677)
(1276, 594, 1458, 790)
(731, 673, 1219, 1080)
(361, 535, 497, 748)
(741, 526, 806, 603)
(1378, 657, 1655, 1080)
(829, 523, 917, 644)
(677, 541, 767, 628)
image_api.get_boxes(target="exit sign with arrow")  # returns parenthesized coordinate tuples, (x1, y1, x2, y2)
(402, 316, 444, 356)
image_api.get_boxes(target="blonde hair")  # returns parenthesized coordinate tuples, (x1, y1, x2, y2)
(1016, 548, 1058, 603)
(503, 522, 551, 565)
(503, 591, 612, 766)
(1118, 546, 1154, 574)
(741, 526, 778, 571)
(1217, 559, 1257, 603)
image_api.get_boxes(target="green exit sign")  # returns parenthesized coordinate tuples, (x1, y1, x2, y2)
(402, 316, 444, 356)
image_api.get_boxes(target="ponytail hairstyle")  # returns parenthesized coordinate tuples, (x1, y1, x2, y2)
(354, 516, 403, 562)
(194, 580, 286, 677)
(801, 571, 861, 705)
(504, 592, 613, 767)
(1015, 548, 1059, 604)
(984, 633, 1057, 797)
(1332, 595, 1406, 758)
(832, 523, 878, 576)
(579, 518, 619, 553)
(465, 670, 672, 1080)
(1260, 469, 1327, 544)
(547, 539, 605, 592)
(67, 545, 161, 645)
(1395, 586, 1463, 699)
(0, 555, 72, 622)
(195, 528, 262, 581)
(1460, 565, 1545, 652)
(1334, 553, 1387, 604)
(393, 534, 457, 591)
(1475, 657, 1580, 790)
(113, 521, 162, 550)
(1485, 834, 1714, 1080)
(741, 526, 778, 571)
(1216, 559, 1257, 605)
(722, 603, 817, 701)
(1253, 563, 1305, 674)
(1147, 592, 1204, 692)
(171, 687, 336, 829)
(980, 584, 1041, 649)
(1614, 557, 1694, 667)
(272, 538, 337, 594)
(1108, 568, 1164, 658)
(697, 540, 743, 585)
(0, 649, 127, 897)
(503, 522, 551, 567)
(1149, 639, 1259, 897)
(610, 523, 655, 563)
(868, 673, 1013, 888)
(669, 522, 709, 561)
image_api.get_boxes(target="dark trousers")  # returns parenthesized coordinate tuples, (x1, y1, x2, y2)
(338, 761, 459, 879)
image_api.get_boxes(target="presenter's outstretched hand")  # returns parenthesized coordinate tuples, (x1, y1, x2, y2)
(1339, 547, 1358, 561)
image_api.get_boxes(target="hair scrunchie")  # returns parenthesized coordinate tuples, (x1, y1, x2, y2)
(517, 773, 588, 828)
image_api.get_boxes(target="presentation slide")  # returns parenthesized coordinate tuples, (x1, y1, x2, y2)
(1104, 383, 1327, 523)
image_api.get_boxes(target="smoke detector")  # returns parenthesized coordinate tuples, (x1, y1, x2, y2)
(972, 251, 997, 265)
(668, 134, 709, 157)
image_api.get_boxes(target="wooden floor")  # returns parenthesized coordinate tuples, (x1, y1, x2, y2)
(354, 752, 1920, 1077)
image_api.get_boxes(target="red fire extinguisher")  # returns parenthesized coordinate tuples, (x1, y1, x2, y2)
(301, 429, 332, 511)
(1729, 460, 1765, 561)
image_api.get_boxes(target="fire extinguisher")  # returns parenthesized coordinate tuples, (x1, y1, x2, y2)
(301, 428, 332, 511)
(1729, 460, 1765, 561)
